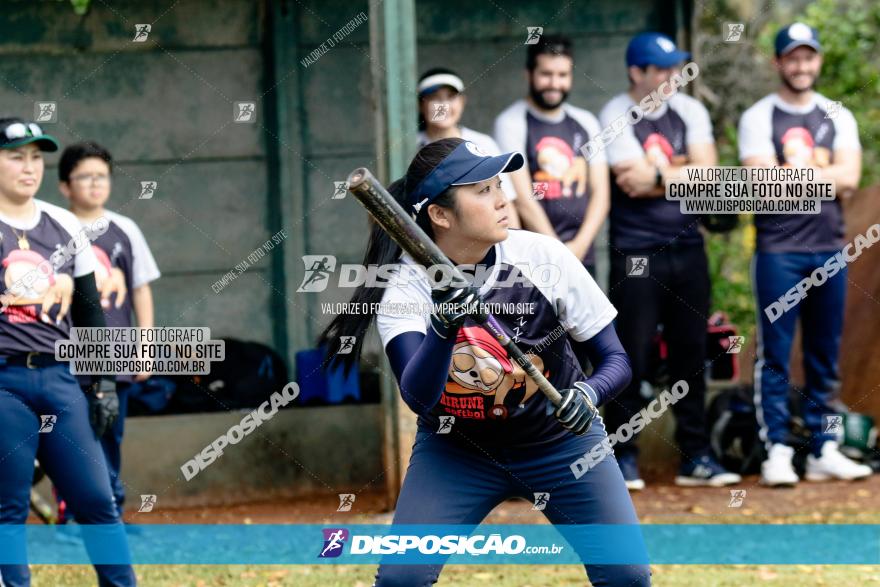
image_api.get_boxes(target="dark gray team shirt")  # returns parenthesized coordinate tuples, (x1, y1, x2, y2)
(494, 100, 604, 266)
(738, 93, 861, 252)
(376, 229, 617, 447)
(0, 200, 97, 357)
(600, 92, 714, 251)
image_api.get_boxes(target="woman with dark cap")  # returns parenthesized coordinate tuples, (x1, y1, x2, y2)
(0, 117, 135, 587)
(320, 137, 650, 586)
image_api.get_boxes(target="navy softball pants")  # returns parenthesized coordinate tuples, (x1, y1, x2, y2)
(752, 251, 846, 455)
(101, 381, 137, 516)
(374, 418, 651, 586)
(0, 363, 136, 587)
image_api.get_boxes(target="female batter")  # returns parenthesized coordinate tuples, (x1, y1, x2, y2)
(321, 138, 650, 586)
(0, 118, 135, 586)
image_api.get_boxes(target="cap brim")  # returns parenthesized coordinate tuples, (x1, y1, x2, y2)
(419, 84, 462, 98)
(450, 152, 524, 186)
(648, 50, 691, 68)
(778, 40, 821, 56)
(2, 135, 59, 152)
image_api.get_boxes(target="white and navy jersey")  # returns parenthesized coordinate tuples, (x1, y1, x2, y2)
(377, 229, 617, 446)
(600, 92, 714, 250)
(738, 92, 861, 252)
(0, 199, 97, 356)
(494, 100, 604, 264)
(87, 209, 161, 330)
(417, 127, 517, 202)
(86, 210, 160, 383)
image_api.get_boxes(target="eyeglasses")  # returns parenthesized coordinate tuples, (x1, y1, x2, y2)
(2, 122, 44, 143)
(70, 173, 111, 186)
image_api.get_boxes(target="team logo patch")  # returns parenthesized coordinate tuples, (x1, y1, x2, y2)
(464, 141, 486, 158)
(656, 37, 676, 53)
(788, 23, 813, 41)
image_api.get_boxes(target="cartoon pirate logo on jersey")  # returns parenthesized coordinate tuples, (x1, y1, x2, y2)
(2, 248, 56, 305)
(533, 136, 588, 199)
(642, 133, 687, 168)
(444, 326, 548, 420)
(780, 127, 830, 168)
(92, 245, 113, 288)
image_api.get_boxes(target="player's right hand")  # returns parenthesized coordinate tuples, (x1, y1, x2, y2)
(39, 273, 73, 325)
(429, 281, 481, 339)
(552, 381, 599, 436)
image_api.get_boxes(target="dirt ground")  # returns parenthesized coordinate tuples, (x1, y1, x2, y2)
(109, 473, 880, 526)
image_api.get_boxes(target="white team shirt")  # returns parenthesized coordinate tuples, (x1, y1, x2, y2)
(738, 92, 861, 162)
(599, 92, 714, 166)
(98, 209, 161, 288)
(377, 229, 616, 345)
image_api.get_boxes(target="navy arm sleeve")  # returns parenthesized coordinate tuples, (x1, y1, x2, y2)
(570, 323, 632, 407)
(385, 329, 455, 416)
(72, 273, 107, 328)
(71, 273, 108, 388)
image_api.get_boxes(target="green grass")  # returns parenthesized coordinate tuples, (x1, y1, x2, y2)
(31, 564, 880, 586)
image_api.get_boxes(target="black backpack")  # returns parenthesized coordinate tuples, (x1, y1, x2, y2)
(708, 385, 764, 475)
(708, 384, 813, 475)
(166, 338, 289, 414)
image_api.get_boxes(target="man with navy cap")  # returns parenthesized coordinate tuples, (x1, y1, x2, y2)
(738, 23, 869, 486)
(597, 33, 740, 490)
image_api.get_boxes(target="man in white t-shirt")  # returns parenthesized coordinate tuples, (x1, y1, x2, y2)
(493, 35, 610, 274)
(738, 23, 869, 486)
(598, 32, 740, 491)
(416, 68, 520, 228)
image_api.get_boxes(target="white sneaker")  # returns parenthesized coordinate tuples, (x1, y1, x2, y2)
(805, 441, 873, 481)
(760, 444, 799, 486)
(625, 478, 646, 491)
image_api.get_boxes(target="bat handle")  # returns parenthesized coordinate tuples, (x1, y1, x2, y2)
(476, 313, 564, 407)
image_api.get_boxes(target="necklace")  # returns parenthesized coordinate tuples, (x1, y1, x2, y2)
(11, 227, 29, 250)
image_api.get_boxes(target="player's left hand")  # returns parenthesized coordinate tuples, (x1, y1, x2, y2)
(100, 268, 127, 310)
(551, 381, 598, 436)
(86, 379, 119, 438)
(564, 238, 588, 261)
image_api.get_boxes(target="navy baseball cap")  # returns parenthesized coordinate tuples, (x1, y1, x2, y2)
(0, 118, 59, 152)
(409, 141, 524, 216)
(775, 22, 822, 56)
(626, 32, 691, 68)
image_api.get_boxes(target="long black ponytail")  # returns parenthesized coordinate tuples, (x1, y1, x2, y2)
(318, 137, 465, 374)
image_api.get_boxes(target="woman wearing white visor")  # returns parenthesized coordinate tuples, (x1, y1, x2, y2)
(417, 68, 521, 227)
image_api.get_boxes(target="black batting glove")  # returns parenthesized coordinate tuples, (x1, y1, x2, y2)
(551, 381, 598, 436)
(430, 281, 481, 339)
(85, 378, 119, 438)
